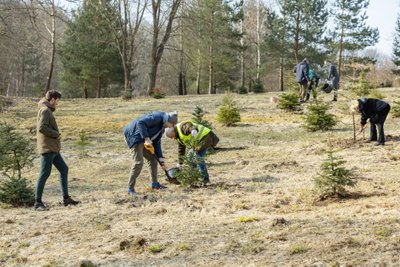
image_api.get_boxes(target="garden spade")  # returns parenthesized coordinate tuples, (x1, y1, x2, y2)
(144, 144, 180, 184)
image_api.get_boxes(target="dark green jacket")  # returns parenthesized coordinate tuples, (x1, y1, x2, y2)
(37, 98, 61, 154)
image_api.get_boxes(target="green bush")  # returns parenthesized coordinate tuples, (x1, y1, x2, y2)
(0, 177, 35, 206)
(238, 85, 248, 94)
(121, 91, 132, 100)
(217, 92, 241, 126)
(304, 101, 336, 131)
(277, 92, 301, 112)
(313, 147, 357, 199)
(251, 80, 264, 93)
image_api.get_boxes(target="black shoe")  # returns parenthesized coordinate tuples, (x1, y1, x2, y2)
(34, 201, 49, 211)
(63, 196, 81, 206)
(375, 142, 384, 146)
(332, 98, 337, 102)
(366, 139, 377, 143)
(151, 182, 167, 190)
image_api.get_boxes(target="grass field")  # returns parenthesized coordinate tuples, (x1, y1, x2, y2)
(1, 90, 400, 267)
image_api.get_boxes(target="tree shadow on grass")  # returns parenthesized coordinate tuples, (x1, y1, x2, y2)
(213, 146, 248, 152)
(234, 175, 279, 184)
(314, 191, 387, 206)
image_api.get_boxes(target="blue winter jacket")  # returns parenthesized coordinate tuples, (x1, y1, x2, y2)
(123, 111, 170, 158)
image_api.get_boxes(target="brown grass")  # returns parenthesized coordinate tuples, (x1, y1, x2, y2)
(1, 90, 400, 266)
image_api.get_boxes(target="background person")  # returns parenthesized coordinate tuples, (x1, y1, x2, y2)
(294, 58, 311, 103)
(306, 69, 321, 101)
(350, 98, 391, 146)
(35, 90, 80, 211)
(165, 121, 219, 183)
(123, 111, 177, 194)
(324, 59, 340, 102)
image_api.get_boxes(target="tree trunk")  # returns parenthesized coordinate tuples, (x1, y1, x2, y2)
(208, 12, 214, 94)
(83, 80, 88, 99)
(279, 58, 284, 91)
(148, 0, 181, 94)
(45, 1, 56, 93)
(256, 0, 261, 80)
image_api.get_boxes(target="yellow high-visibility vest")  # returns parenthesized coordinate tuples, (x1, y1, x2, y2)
(176, 121, 211, 147)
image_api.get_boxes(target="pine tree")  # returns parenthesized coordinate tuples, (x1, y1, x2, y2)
(328, 0, 379, 76)
(313, 146, 356, 199)
(192, 105, 213, 130)
(392, 13, 400, 75)
(304, 100, 336, 131)
(217, 92, 241, 126)
(59, 0, 123, 98)
(0, 123, 35, 206)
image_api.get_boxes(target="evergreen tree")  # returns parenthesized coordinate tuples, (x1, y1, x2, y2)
(59, 0, 123, 98)
(313, 146, 356, 199)
(392, 13, 400, 75)
(183, 0, 242, 94)
(328, 0, 379, 76)
(304, 100, 336, 131)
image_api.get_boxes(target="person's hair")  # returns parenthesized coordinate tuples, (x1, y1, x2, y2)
(350, 100, 359, 114)
(325, 59, 332, 63)
(45, 90, 62, 101)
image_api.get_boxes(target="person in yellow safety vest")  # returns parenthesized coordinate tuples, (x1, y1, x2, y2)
(165, 121, 219, 183)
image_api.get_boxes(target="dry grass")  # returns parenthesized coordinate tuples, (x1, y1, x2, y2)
(1, 91, 400, 266)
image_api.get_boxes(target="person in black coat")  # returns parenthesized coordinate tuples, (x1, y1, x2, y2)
(350, 98, 391, 145)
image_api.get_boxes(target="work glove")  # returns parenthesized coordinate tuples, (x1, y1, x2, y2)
(144, 137, 152, 146)
(176, 163, 182, 171)
(191, 129, 198, 137)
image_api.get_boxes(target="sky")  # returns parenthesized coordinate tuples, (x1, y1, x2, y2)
(366, 0, 400, 56)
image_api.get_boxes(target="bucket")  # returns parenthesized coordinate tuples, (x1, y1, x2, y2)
(166, 167, 180, 179)
(321, 83, 333, 93)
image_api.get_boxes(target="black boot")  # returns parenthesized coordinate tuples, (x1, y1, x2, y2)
(63, 196, 81, 206)
(34, 201, 49, 211)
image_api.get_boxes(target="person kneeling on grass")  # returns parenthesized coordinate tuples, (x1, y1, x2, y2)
(123, 111, 178, 195)
(350, 98, 391, 146)
(35, 90, 81, 211)
(165, 121, 219, 183)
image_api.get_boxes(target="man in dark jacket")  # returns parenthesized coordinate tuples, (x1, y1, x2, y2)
(294, 58, 311, 103)
(350, 98, 391, 145)
(324, 60, 340, 102)
(123, 111, 177, 194)
(35, 90, 80, 211)
(165, 121, 219, 183)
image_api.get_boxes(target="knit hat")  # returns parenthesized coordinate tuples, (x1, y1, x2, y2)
(167, 111, 178, 125)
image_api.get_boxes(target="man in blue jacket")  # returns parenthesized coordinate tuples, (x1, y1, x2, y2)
(294, 58, 311, 103)
(123, 111, 178, 194)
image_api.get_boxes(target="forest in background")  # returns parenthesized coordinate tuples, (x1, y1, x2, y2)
(0, 0, 399, 98)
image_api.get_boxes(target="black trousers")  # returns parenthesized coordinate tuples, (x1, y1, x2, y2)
(370, 105, 391, 144)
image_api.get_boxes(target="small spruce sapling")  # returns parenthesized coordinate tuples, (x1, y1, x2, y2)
(217, 92, 241, 126)
(304, 100, 336, 131)
(175, 139, 205, 187)
(313, 145, 357, 199)
(0, 123, 35, 206)
(192, 105, 213, 130)
(73, 131, 90, 157)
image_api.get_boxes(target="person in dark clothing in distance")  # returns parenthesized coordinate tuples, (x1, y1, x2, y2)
(294, 58, 311, 103)
(324, 59, 340, 102)
(305, 69, 320, 101)
(350, 98, 391, 146)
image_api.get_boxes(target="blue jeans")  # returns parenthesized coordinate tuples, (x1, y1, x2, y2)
(197, 149, 209, 182)
(35, 153, 69, 202)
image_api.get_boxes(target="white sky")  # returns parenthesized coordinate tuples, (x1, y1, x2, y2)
(366, 0, 400, 56)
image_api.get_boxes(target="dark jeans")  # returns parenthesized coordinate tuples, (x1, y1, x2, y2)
(370, 105, 391, 144)
(35, 152, 69, 202)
